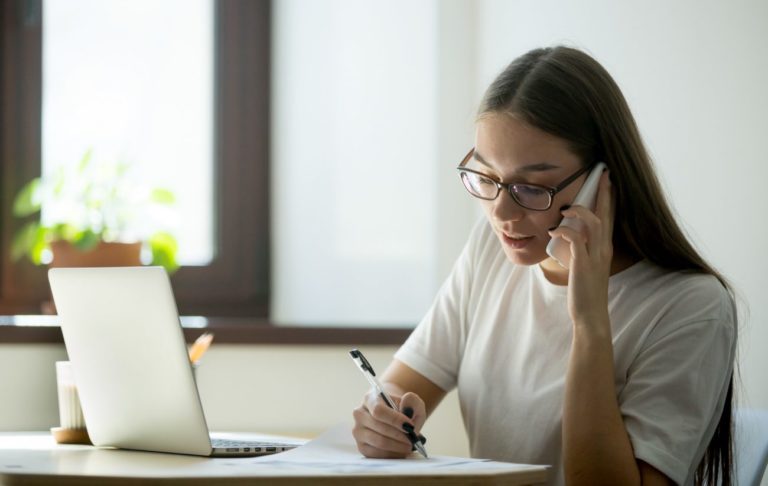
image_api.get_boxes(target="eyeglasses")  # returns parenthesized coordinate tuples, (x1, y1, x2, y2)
(456, 148, 593, 211)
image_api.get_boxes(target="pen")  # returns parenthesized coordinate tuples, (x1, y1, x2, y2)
(349, 348, 429, 458)
(189, 332, 214, 364)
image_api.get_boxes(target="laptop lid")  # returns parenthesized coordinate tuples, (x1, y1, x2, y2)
(49, 266, 213, 456)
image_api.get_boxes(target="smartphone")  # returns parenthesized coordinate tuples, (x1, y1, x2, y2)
(545, 162, 607, 268)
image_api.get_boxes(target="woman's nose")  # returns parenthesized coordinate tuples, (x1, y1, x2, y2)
(491, 192, 525, 223)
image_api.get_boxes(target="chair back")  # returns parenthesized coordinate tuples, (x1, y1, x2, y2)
(736, 408, 768, 486)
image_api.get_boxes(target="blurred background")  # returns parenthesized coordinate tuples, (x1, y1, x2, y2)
(1, 0, 766, 469)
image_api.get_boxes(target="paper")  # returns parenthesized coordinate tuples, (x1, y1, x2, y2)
(235, 422, 514, 474)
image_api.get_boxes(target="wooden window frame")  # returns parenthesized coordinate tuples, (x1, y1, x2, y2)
(0, 0, 270, 317)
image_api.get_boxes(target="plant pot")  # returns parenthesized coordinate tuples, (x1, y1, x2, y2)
(42, 241, 143, 314)
(49, 241, 142, 268)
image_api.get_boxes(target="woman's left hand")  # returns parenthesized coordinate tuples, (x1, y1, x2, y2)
(548, 170, 614, 328)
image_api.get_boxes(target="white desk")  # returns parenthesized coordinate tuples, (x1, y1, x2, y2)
(0, 432, 548, 485)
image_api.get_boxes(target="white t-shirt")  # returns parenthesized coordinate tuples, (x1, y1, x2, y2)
(394, 220, 735, 486)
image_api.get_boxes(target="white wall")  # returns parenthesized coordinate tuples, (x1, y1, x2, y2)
(271, 0, 478, 327)
(475, 0, 768, 412)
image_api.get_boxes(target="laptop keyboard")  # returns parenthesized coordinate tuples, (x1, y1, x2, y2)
(212, 439, 277, 448)
(211, 438, 292, 453)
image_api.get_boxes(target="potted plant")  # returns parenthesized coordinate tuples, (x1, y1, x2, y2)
(10, 149, 179, 273)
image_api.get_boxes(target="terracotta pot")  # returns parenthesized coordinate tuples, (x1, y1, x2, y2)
(49, 241, 143, 268)
(42, 241, 143, 314)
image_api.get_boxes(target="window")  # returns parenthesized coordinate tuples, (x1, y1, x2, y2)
(42, 0, 214, 266)
(1, 0, 478, 326)
(0, 0, 270, 317)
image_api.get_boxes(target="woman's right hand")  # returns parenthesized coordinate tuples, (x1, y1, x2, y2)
(352, 389, 426, 458)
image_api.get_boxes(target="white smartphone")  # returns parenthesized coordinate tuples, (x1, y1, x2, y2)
(545, 162, 607, 268)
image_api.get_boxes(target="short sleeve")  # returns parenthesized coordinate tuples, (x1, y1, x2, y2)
(393, 219, 487, 392)
(618, 279, 736, 485)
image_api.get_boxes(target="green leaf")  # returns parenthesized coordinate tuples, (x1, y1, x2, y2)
(149, 232, 179, 273)
(72, 229, 101, 251)
(115, 161, 129, 178)
(30, 227, 49, 265)
(12, 179, 42, 217)
(10, 221, 41, 262)
(77, 148, 93, 174)
(51, 223, 81, 242)
(53, 166, 66, 196)
(150, 188, 175, 205)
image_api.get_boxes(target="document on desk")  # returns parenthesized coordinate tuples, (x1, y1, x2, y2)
(239, 423, 544, 476)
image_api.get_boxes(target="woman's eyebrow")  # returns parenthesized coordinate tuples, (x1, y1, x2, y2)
(473, 150, 561, 173)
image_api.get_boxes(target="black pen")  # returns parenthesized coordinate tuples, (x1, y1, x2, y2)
(349, 348, 429, 458)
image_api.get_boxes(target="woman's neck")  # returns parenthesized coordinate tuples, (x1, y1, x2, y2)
(538, 251, 639, 286)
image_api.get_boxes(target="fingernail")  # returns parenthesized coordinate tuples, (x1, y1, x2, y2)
(402, 407, 414, 419)
(560, 204, 571, 211)
(406, 429, 420, 445)
(402, 423, 414, 433)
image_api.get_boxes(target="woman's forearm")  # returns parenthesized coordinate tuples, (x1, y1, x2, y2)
(562, 313, 640, 485)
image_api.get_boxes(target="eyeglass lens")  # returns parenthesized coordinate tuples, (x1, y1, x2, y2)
(460, 172, 551, 210)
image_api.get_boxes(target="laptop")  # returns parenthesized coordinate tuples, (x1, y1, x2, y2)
(49, 266, 300, 457)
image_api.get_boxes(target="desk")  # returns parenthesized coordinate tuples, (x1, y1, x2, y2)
(0, 432, 548, 485)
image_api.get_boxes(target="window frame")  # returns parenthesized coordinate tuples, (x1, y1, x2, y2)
(0, 0, 271, 317)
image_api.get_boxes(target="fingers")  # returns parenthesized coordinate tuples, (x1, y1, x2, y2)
(400, 394, 428, 446)
(555, 206, 599, 255)
(549, 224, 588, 262)
(365, 392, 415, 431)
(357, 442, 411, 459)
(352, 392, 418, 458)
(399, 392, 426, 429)
(594, 170, 614, 242)
(550, 171, 613, 262)
(352, 405, 413, 457)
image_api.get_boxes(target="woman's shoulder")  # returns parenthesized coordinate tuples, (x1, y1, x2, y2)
(617, 260, 735, 330)
(616, 259, 726, 295)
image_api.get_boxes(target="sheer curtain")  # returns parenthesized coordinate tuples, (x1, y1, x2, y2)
(271, 0, 478, 326)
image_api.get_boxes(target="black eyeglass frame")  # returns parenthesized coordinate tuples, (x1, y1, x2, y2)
(456, 148, 594, 211)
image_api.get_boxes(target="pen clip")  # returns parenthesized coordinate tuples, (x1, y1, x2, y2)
(349, 348, 376, 376)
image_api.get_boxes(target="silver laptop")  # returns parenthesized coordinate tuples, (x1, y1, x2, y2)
(49, 266, 299, 457)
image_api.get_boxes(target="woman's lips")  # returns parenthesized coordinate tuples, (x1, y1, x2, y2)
(501, 233, 534, 249)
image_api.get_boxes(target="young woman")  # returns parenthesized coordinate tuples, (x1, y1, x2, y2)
(351, 46, 736, 486)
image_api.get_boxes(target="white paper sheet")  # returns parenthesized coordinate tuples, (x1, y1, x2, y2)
(234, 422, 541, 475)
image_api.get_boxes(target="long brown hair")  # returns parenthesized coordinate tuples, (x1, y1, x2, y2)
(479, 46, 735, 485)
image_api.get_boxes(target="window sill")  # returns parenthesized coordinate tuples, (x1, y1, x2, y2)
(0, 316, 413, 345)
